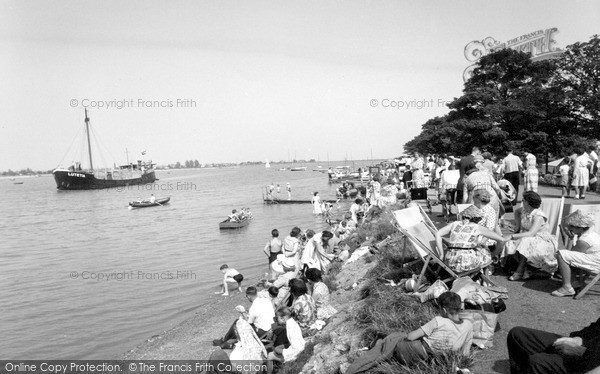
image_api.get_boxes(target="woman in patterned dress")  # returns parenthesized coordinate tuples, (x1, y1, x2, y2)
(411, 152, 426, 188)
(436, 205, 505, 273)
(305, 268, 337, 320)
(503, 191, 558, 280)
(289, 278, 316, 333)
(464, 156, 503, 217)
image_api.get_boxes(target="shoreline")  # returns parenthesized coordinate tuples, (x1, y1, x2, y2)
(121, 183, 600, 373)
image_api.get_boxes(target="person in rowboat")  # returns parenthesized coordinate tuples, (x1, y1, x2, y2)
(150, 194, 156, 203)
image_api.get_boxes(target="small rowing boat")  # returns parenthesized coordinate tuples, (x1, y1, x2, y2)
(219, 217, 252, 229)
(129, 197, 170, 208)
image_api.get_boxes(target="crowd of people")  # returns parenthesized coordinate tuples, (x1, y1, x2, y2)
(210, 207, 365, 373)
(265, 182, 293, 200)
(205, 145, 600, 374)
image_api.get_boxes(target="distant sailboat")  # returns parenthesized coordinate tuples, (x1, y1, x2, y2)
(265, 159, 271, 168)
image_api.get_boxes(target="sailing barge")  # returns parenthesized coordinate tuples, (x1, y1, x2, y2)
(53, 109, 157, 190)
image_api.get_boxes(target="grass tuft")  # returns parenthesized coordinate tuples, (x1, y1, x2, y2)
(366, 351, 474, 374)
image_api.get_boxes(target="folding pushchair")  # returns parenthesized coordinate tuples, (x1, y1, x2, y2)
(393, 206, 496, 289)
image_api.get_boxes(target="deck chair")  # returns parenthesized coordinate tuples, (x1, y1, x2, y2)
(563, 203, 600, 299)
(540, 197, 565, 242)
(393, 206, 495, 289)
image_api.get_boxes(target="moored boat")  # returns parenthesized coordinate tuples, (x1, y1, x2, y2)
(129, 197, 170, 208)
(53, 109, 157, 190)
(290, 166, 307, 171)
(219, 217, 252, 229)
(264, 198, 338, 205)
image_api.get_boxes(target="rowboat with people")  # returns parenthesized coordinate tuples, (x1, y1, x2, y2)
(219, 207, 253, 229)
(219, 217, 252, 229)
(129, 197, 170, 208)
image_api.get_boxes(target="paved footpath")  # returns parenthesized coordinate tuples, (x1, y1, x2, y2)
(425, 183, 600, 374)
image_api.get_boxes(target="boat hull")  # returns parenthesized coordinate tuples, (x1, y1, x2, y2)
(129, 197, 170, 208)
(53, 169, 156, 190)
(219, 218, 251, 229)
(264, 198, 337, 205)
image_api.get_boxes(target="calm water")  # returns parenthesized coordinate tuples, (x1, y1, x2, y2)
(0, 164, 366, 359)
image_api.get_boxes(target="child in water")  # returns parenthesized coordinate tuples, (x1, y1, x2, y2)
(217, 264, 244, 296)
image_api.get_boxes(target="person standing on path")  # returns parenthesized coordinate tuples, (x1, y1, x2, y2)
(573, 148, 592, 199)
(287, 182, 292, 200)
(523, 151, 538, 193)
(458, 147, 481, 203)
(503, 149, 523, 205)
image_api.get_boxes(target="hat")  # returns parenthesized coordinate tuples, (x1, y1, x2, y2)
(473, 155, 485, 163)
(271, 254, 297, 274)
(460, 205, 484, 219)
(564, 210, 595, 228)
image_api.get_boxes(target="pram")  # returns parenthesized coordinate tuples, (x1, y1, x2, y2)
(497, 178, 516, 212)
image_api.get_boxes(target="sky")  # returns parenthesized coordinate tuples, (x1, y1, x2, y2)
(0, 0, 598, 170)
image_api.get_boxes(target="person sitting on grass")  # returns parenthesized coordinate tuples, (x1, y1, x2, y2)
(266, 307, 306, 374)
(217, 264, 243, 296)
(305, 268, 337, 321)
(257, 286, 280, 312)
(552, 210, 600, 297)
(228, 318, 267, 373)
(212, 286, 274, 349)
(345, 291, 473, 374)
(289, 278, 316, 333)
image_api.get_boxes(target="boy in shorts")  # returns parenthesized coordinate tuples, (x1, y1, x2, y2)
(217, 264, 243, 296)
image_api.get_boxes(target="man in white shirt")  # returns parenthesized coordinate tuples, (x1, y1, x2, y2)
(245, 286, 275, 336)
(212, 286, 275, 348)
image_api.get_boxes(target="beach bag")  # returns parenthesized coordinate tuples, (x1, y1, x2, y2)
(459, 309, 499, 349)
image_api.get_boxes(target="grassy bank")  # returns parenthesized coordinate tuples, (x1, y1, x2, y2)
(289, 202, 474, 374)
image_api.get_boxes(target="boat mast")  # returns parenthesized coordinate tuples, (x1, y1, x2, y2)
(85, 108, 93, 171)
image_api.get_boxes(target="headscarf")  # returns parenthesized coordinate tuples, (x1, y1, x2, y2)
(461, 205, 484, 219)
(564, 210, 595, 228)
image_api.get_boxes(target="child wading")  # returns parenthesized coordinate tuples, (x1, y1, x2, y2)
(345, 291, 473, 374)
(217, 264, 244, 296)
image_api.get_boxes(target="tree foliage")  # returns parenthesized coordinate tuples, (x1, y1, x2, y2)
(405, 35, 600, 158)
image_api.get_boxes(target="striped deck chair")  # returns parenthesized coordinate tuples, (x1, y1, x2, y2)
(393, 206, 495, 289)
